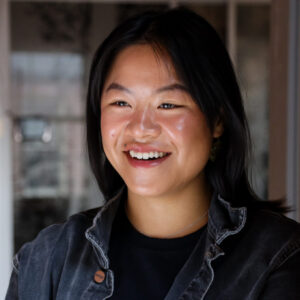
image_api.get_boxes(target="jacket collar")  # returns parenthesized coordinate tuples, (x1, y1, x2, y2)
(85, 186, 126, 269)
(208, 193, 247, 245)
(85, 187, 247, 268)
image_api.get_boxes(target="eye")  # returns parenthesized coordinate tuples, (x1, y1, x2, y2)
(111, 100, 130, 107)
(159, 103, 181, 109)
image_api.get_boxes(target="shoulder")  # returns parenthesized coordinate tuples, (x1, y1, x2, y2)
(236, 208, 300, 270)
(246, 208, 300, 241)
(14, 206, 102, 273)
(223, 207, 300, 251)
(8, 207, 104, 298)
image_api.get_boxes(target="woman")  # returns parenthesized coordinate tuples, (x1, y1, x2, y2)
(6, 7, 300, 300)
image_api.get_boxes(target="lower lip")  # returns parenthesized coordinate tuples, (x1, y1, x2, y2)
(125, 152, 171, 168)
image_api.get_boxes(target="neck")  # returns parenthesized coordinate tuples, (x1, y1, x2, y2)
(125, 178, 212, 239)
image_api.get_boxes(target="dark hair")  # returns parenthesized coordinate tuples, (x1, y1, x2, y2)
(86, 7, 288, 212)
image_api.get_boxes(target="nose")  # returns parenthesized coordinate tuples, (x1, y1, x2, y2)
(126, 107, 161, 140)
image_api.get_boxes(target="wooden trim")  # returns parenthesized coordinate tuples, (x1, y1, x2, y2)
(286, 0, 300, 220)
(268, 0, 289, 200)
(226, 0, 237, 67)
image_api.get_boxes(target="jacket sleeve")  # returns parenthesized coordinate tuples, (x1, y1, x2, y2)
(5, 256, 19, 300)
(258, 248, 300, 299)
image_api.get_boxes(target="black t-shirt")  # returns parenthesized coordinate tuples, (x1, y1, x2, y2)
(108, 202, 207, 300)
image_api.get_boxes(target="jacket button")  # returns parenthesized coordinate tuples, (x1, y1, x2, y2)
(94, 270, 105, 283)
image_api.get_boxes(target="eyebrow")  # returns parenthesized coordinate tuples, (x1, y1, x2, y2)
(156, 83, 189, 94)
(104, 82, 189, 95)
(105, 82, 131, 94)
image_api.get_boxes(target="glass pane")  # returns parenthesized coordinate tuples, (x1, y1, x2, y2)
(10, 2, 111, 252)
(11, 52, 84, 117)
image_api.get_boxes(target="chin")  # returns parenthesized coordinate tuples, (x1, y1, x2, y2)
(127, 184, 170, 198)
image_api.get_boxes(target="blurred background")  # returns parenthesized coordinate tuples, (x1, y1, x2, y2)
(0, 0, 299, 297)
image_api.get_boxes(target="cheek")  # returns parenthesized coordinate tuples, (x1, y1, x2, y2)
(100, 113, 120, 159)
(101, 114, 112, 141)
(162, 113, 211, 144)
(101, 110, 130, 160)
(101, 111, 124, 140)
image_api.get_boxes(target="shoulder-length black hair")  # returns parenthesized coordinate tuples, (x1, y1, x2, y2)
(86, 7, 287, 212)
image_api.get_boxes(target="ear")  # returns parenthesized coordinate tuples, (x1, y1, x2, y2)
(212, 117, 224, 138)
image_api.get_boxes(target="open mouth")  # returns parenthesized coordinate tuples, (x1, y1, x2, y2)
(126, 150, 171, 161)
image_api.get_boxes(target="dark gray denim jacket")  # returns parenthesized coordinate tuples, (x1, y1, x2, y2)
(5, 188, 300, 300)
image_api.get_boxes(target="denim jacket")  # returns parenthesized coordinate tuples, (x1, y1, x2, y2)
(5, 188, 300, 300)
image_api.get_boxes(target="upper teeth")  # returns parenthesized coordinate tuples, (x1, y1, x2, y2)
(129, 150, 168, 160)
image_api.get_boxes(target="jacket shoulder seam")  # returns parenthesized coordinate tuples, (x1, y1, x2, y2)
(269, 236, 300, 271)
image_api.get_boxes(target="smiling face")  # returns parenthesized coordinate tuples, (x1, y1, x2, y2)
(100, 44, 223, 199)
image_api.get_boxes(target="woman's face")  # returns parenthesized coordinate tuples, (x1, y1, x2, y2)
(100, 44, 223, 198)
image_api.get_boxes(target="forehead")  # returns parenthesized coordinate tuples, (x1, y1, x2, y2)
(103, 44, 181, 87)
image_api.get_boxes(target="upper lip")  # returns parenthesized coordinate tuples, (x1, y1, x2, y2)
(123, 144, 171, 153)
